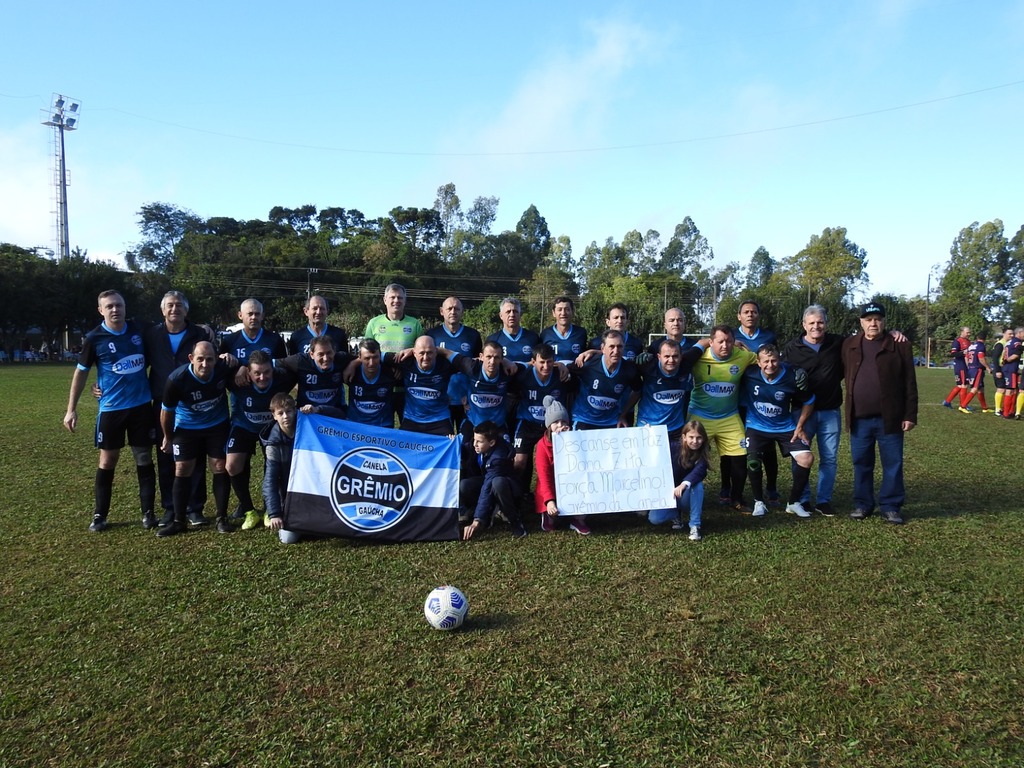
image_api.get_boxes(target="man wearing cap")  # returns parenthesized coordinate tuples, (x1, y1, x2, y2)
(841, 301, 918, 525)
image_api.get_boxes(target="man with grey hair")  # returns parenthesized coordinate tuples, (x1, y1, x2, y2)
(364, 282, 424, 354)
(488, 297, 541, 364)
(288, 294, 348, 357)
(781, 304, 845, 517)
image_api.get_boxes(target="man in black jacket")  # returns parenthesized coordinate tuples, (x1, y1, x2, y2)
(143, 291, 215, 527)
(781, 305, 844, 517)
(842, 302, 918, 525)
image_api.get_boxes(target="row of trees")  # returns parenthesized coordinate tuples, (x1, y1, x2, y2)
(4, 182, 1023, 356)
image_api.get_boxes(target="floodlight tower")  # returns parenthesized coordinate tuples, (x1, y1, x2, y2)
(41, 94, 81, 261)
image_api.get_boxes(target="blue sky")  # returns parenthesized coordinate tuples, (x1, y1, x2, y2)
(2, 0, 1022, 299)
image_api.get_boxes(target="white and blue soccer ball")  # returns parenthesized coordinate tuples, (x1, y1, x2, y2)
(423, 585, 469, 630)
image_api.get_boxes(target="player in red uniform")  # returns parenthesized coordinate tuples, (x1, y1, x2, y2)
(959, 332, 992, 413)
(942, 327, 971, 409)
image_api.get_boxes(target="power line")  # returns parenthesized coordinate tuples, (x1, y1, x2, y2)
(99, 79, 1024, 158)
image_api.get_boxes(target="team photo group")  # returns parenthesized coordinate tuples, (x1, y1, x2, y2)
(64, 281, 929, 544)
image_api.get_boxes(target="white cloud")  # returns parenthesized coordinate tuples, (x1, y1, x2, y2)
(464, 17, 661, 156)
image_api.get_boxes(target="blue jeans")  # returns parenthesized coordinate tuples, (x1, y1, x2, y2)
(649, 482, 704, 527)
(279, 529, 301, 544)
(799, 408, 841, 505)
(849, 416, 905, 513)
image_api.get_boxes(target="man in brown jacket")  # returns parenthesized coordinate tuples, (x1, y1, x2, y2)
(841, 301, 918, 524)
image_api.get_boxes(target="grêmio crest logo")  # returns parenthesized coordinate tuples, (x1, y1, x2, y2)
(330, 448, 412, 532)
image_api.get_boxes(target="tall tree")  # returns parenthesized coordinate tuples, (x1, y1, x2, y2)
(515, 204, 551, 262)
(465, 196, 499, 236)
(931, 220, 1008, 338)
(548, 235, 573, 273)
(746, 246, 774, 289)
(433, 183, 463, 261)
(127, 202, 203, 273)
(779, 226, 869, 306)
(658, 216, 713, 276)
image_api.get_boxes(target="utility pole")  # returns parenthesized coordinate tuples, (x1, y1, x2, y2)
(306, 268, 320, 300)
(924, 264, 940, 367)
(41, 94, 81, 261)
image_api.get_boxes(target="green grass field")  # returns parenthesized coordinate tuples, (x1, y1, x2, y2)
(1, 364, 1022, 767)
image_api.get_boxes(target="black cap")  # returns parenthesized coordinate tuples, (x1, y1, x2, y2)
(860, 301, 886, 318)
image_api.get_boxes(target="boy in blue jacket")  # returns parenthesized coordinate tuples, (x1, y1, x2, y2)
(460, 420, 526, 540)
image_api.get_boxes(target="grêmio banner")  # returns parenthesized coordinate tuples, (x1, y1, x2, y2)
(284, 413, 462, 542)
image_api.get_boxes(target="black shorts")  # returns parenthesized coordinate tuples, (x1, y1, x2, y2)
(225, 426, 260, 456)
(512, 420, 545, 455)
(95, 403, 154, 450)
(172, 422, 230, 462)
(401, 418, 453, 437)
(744, 428, 811, 460)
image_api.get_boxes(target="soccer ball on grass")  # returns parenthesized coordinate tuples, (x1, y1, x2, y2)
(423, 585, 469, 630)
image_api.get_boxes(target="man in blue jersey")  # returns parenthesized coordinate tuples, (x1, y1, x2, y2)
(225, 350, 296, 530)
(647, 308, 695, 417)
(428, 295, 483, 357)
(219, 298, 287, 364)
(735, 299, 782, 504)
(219, 298, 287, 521)
(392, 335, 476, 435)
(158, 341, 240, 537)
(64, 290, 157, 532)
(648, 308, 690, 354)
(588, 303, 645, 361)
(488, 297, 541, 364)
(741, 345, 815, 519)
(735, 300, 777, 352)
(145, 291, 215, 528)
(458, 340, 518, 435)
(511, 344, 568, 482)
(346, 338, 399, 428)
(427, 295, 482, 429)
(571, 330, 642, 430)
(287, 294, 348, 357)
(636, 339, 694, 440)
(274, 335, 349, 411)
(540, 296, 588, 366)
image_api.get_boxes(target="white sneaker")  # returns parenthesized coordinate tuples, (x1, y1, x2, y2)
(688, 525, 702, 541)
(752, 500, 768, 517)
(786, 501, 811, 518)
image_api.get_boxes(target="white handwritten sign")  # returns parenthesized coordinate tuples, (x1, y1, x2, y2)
(553, 425, 675, 515)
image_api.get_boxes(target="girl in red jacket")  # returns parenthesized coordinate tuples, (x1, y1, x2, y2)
(534, 396, 591, 535)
